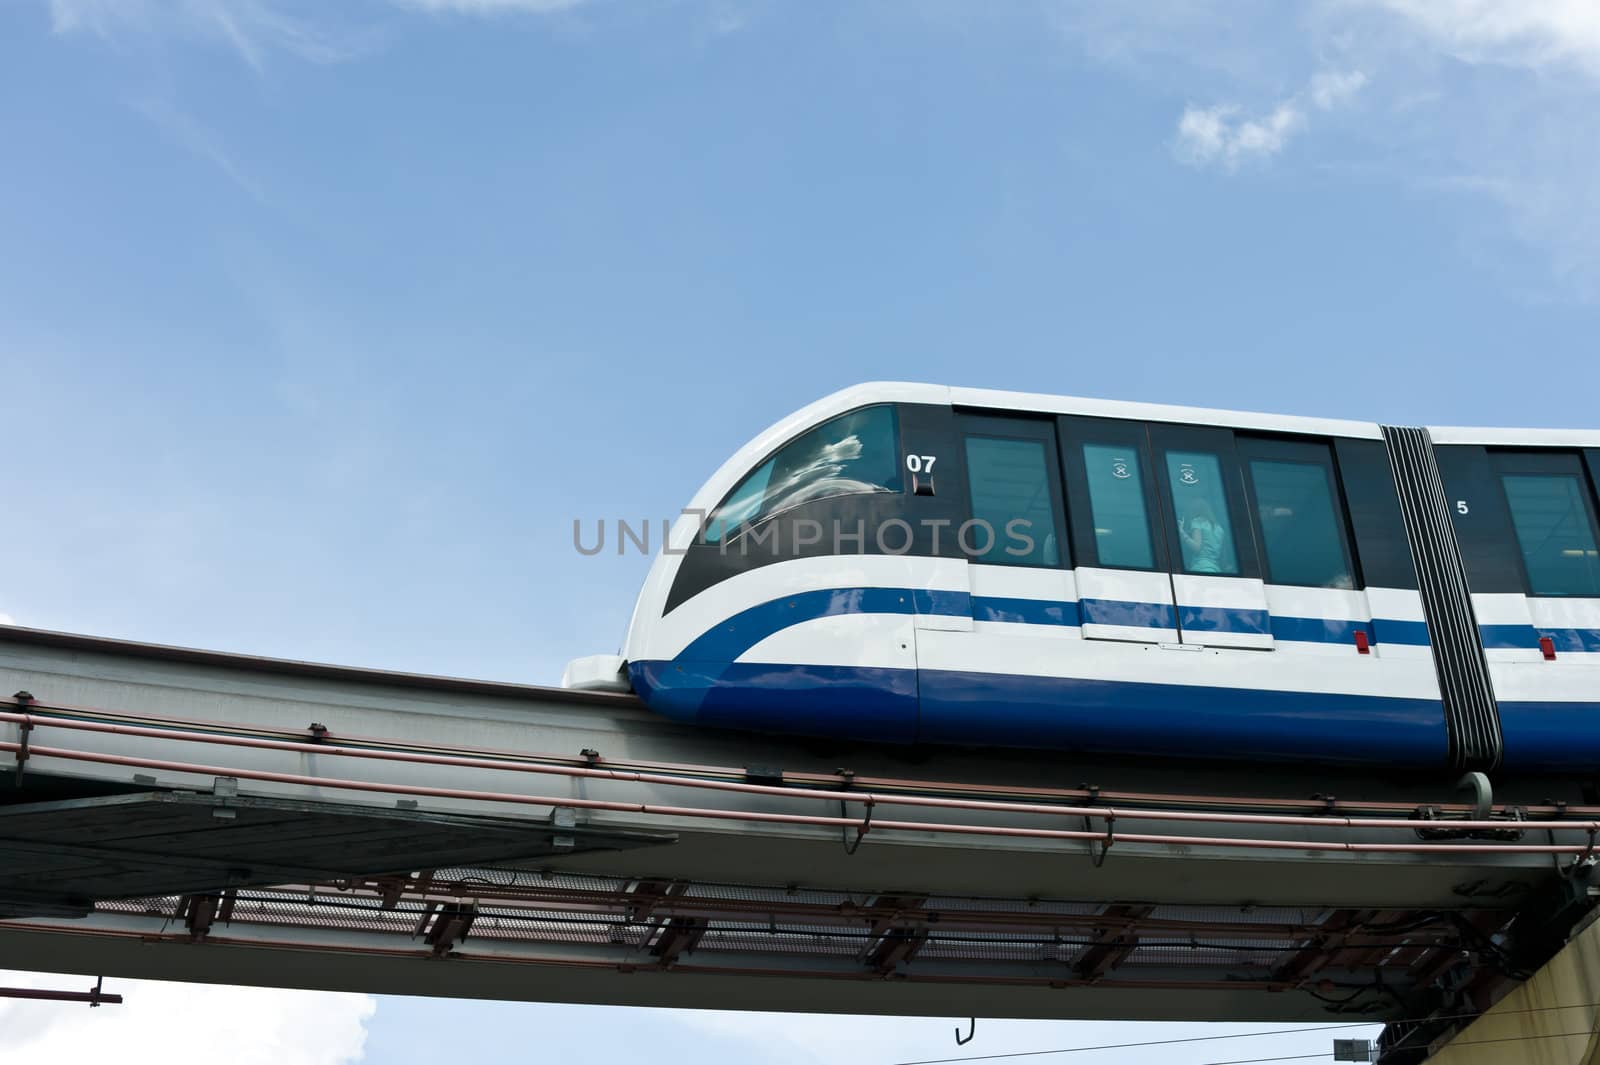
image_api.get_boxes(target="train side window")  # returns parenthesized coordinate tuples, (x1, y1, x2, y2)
(1499, 470, 1600, 596)
(1163, 450, 1240, 576)
(1081, 443, 1156, 569)
(1246, 458, 1354, 589)
(964, 435, 1062, 566)
(705, 405, 901, 542)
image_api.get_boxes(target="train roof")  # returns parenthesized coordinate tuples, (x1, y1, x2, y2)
(680, 382, 1600, 529)
(814, 382, 1600, 449)
(942, 383, 1381, 440)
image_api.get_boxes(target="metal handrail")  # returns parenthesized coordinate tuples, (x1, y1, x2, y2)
(1, 706, 1593, 856)
(2, 694, 1573, 818)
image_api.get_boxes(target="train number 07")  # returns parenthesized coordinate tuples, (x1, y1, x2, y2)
(905, 455, 937, 474)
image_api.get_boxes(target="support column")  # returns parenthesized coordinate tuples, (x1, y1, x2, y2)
(1426, 917, 1600, 1063)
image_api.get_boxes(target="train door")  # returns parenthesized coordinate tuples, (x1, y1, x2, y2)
(1146, 425, 1274, 650)
(1234, 435, 1373, 656)
(1057, 417, 1179, 642)
(912, 412, 1073, 748)
(951, 414, 1074, 636)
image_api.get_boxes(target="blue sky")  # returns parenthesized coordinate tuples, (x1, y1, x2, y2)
(3, 0, 1599, 1060)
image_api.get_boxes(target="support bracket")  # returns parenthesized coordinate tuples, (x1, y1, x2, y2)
(842, 798, 874, 855)
(11, 691, 33, 787)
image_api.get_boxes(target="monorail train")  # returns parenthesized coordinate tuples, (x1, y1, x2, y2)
(563, 383, 1600, 772)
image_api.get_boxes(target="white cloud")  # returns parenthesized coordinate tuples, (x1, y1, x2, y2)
(47, 0, 592, 66)
(0, 613, 15, 627)
(1425, 163, 1600, 300)
(1174, 103, 1298, 168)
(46, 0, 133, 36)
(702, 1, 756, 37)
(132, 97, 265, 201)
(0, 970, 374, 1065)
(1108, 0, 1600, 292)
(1350, 0, 1600, 77)
(1309, 69, 1367, 110)
(1173, 69, 1363, 170)
(1324, 2, 1600, 297)
(48, 0, 358, 69)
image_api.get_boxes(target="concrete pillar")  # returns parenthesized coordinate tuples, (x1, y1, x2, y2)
(1426, 916, 1600, 1063)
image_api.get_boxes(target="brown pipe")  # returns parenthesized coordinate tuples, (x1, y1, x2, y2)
(3, 695, 1576, 820)
(3, 737, 1594, 856)
(0, 708, 1590, 835)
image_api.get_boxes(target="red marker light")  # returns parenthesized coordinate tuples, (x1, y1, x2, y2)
(1354, 630, 1370, 655)
(1540, 635, 1557, 660)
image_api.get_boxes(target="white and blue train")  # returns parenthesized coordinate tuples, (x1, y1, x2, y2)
(564, 383, 1600, 773)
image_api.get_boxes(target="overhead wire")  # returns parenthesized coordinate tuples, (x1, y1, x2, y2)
(886, 998, 1600, 1065)
(1195, 1027, 1600, 1065)
(887, 1023, 1384, 1065)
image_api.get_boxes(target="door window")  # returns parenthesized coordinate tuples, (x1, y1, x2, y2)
(1248, 458, 1354, 589)
(1501, 472, 1600, 596)
(964, 436, 1062, 566)
(1081, 443, 1156, 569)
(1164, 450, 1239, 576)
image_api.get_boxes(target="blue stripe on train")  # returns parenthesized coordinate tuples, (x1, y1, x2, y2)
(677, 587, 937, 663)
(1371, 618, 1432, 647)
(1480, 624, 1542, 649)
(915, 589, 971, 616)
(632, 660, 920, 745)
(1182, 604, 1269, 635)
(630, 659, 1448, 765)
(1080, 597, 1175, 630)
(1481, 624, 1600, 652)
(1012, 599, 1431, 645)
(1269, 616, 1431, 647)
(973, 596, 1081, 626)
(677, 586, 1429, 663)
(1543, 628, 1600, 652)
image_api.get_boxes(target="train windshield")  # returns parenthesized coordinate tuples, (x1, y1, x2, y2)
(705, 405, 902, 542)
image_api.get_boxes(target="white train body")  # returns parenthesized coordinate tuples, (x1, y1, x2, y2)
(568, 383, 1600, 772)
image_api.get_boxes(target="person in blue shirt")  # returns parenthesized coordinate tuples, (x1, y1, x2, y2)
(1179, 498, 1229, 574)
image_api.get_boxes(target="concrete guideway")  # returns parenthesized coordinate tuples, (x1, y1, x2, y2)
(0, 624, 1596, 1032)
(0, 625, 1591, 906)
